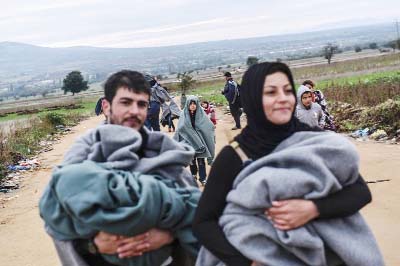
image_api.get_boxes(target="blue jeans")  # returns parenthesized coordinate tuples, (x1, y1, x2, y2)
(190, 157, 206, 182)
(229, 102, 242, 128)
(145, 101, 161, 131)
(166, 113, 175, 130)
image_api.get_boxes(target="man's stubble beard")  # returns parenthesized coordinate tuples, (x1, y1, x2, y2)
(107, 109, 142, 128)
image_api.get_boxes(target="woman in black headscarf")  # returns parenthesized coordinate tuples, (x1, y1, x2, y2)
(192, 62, 372, 266)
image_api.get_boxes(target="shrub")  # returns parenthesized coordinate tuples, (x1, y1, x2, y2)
(42, 112, 66, 127)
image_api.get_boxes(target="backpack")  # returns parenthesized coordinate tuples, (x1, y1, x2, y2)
(232, 82, 241, 107)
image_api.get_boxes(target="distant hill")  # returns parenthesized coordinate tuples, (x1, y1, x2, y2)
(0, 22, 397, 84)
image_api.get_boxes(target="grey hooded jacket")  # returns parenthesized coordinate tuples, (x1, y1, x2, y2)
(296, 85, 325, 128)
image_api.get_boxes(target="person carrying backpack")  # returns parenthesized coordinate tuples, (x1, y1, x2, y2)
(221, 72, 242, 130)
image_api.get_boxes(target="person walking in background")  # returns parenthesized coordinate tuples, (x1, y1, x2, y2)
(302, 79, 336, 131)
(181, 93, 187, 109)
(221, 72, 242, 130)
(201, 100, 217, 126)
(295, 85, 325, 129)
(161, 97, 181, 132)
(174, 96, 215, 186)
(144, 74, 171, 131)
(94, 97, 105, 116)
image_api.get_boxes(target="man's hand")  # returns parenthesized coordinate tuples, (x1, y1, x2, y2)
(93, 231, 121, 254)
(117, 228, 174, 259)
(145, 228, 174, 251)
(265, 199, 319, 231)
(115, 231, 151, 258)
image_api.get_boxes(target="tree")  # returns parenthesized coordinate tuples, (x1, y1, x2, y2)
(246, 56, 259, 66)
(385, 39, 400, 51)
(354, 45, 362, 53)
(41, 90, 49, 98)
(178, 72, 196, 95)
(62, 71, 88, 96)
(323, 44, 338, 64)
(369, 42, 378, 49)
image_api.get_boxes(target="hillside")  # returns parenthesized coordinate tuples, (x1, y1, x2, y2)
(0, 22, 397, 86)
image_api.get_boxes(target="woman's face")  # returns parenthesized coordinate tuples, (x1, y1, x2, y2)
(262, 72, 295, 125)
(189, 102, 197, 112)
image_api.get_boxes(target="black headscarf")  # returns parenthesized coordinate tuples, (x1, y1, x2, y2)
(234, 62, 320, 160)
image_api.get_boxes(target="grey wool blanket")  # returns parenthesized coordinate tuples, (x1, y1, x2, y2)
(196, 131, 384, 266)
(39, 125, 200, 266)
(174, 95, 215, 163)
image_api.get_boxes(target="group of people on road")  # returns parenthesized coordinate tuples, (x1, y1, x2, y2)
(40, 63, 383, 266)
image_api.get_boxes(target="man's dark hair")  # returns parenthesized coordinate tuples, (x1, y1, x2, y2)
(302, 79, 315, 88)
(224, 72, 232, 77)
(104, 70, 151, 103)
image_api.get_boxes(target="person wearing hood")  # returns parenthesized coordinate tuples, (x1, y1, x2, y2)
(174, 96, 215, 186)
(144, 75, 171, 131)
(295, 85, 325, 129)
(303, 79, 337, 131)
(193, 62, 373, 266)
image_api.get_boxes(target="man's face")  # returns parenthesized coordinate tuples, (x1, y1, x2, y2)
(102, 87, 149, 130)
(301, 92, 313, 108)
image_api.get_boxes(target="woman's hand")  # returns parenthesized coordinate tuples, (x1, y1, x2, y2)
(265, 199, 319, 231)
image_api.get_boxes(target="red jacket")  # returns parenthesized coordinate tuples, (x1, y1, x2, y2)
(203, 105, 216, 125)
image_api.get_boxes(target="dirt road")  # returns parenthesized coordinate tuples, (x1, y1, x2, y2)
(0, 113, 399, 265)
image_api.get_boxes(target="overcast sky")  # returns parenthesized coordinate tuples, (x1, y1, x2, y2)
(1, 0, 399, 48)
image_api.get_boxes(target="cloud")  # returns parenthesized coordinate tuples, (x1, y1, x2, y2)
(45, 16, 275, 47)
(1, 0, 399, 48)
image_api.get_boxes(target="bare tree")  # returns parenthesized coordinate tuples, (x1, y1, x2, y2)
(323, 44, 338, 64)
(178, 72, 196, 95)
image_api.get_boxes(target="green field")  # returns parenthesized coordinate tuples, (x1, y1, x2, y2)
(316, 70, 400, 90)
(0, 99, 98, 122)
(187, 81, 226, 105)
(292, 52, 400, 80)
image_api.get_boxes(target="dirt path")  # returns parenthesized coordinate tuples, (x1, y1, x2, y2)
(0, 112, 399, 265)
(0, 115, 104, 266)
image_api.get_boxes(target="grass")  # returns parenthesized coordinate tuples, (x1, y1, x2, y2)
(317, 70, 400, 106)
(0, 98, 97, 122)
(0, 111, 90, 181)
(316, 70, 400, 89)
(292, 52, 400, 79)
(187, 81, 226, 105)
